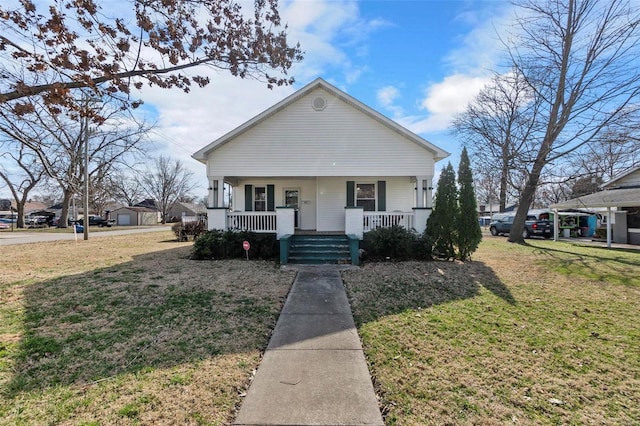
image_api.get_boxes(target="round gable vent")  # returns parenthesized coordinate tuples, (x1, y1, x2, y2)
(312, 96, 327, 111)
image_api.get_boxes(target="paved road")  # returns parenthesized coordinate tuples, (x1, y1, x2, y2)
(0, 226, 173, 246)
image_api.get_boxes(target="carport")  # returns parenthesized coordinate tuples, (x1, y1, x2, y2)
(550, 187, 640, 248)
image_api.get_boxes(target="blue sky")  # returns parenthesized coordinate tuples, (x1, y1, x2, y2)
(1, 0, 515, 199)
(133, 0, 515, 194)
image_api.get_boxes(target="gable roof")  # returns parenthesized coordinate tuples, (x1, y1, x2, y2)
(10, 200, 48, 213)
(170, 202, 206, 214)
(113, 206, 156, 213)
(602, 165, 640, 189)
(192, 78, 449, 163)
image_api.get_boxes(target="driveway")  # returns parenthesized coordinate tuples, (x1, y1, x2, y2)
(0, 226, 173, 246)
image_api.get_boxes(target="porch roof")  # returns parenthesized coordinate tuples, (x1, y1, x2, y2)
(550, 187, 640, 209)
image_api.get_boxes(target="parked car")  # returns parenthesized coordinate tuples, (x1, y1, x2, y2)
(76, 215, 115, 227)
(489, 214, 553, 239)
(24, 216, 48, 227)
(53, 217, 75, 227)
(0, 222, 9, 230)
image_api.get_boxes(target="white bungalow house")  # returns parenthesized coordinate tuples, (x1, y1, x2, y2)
(192, 78, 449, 263)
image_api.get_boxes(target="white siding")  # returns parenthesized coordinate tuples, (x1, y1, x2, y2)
(316, 176, 415, 232)
(207, 88, 435, 178)
(384, 177, 416, 211)
(615, 171, 640, 188)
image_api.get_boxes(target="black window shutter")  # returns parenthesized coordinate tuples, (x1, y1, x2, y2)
(267, 185, 275, 211)
(346, 181, 355, 207)
(377, 180, 386, 211)
(244, 185, 253, 211)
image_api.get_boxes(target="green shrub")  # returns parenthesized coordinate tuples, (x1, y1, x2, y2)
(191, 230, 279, 260)
(361, 225, 431, 261)
(172, 221, 206, 241)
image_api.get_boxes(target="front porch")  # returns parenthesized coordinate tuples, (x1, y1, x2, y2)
(207, 208, 431, 236)
(207, 207, 432, 265)
(206, 175, 434, 233)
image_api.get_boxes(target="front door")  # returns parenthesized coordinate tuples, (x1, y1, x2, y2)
(284, 188, 300, 228)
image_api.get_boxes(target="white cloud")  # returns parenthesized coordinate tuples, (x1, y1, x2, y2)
(445, 3, 515, 74)
(135, 73, 295, 192)
(281, 0, 389, 83)
(376, 85, 404, 118)
(421, 74, 489, 115)
(399, 74, 490, 134)
(131, 0, 381, 195)
(398, 3, 516, 135)
(377, 85, 399, 106)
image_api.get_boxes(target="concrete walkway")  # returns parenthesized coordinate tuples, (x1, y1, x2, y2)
(234, 266, 384, 426)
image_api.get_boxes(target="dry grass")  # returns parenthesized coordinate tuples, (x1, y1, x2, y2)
(343, 237, 640, 425)
(3, 231, 638, 425)
(0, 231, 295, 425)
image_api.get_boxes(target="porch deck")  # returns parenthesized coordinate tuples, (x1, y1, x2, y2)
(293, 230, 346, 235)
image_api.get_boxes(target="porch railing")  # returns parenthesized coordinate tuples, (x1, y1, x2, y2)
(363, 212, 414, 232)
(181, 215, 203, 224)
(228, 211, 277, 233)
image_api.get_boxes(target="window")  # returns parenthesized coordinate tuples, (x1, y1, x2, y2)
(356, 183, 375, 211)
(254, 187, 266, 211)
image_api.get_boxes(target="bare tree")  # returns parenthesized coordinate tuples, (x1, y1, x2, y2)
(0, 97, 151, 226)
(0, 0, 302, 118)
(139, 155, 196, 223)
(474, 173, 502, 214)
(31, 184, 63, 209)
(537, 180, 573, 206)
(505, 0, 640, 243)
(0, 142, 44, 227)
(572, 124, 640, 182)
(452, 69, 541, 212)
(106, 170, 146, 206)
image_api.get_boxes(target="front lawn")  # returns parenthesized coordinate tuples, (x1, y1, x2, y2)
(0, 231, 295, 425)
(2, 231, 638, 425)
(343, 238, 640, 425)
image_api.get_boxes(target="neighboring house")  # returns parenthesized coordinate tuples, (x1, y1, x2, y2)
(103, 202, 125, 220)
(134, 199, 158, 209)
(192, 78, 449, 245)
(111, 206, 159, 226)
(167, 202, 207, 222)
(13, 200, 48, 216)
(551, 166, 640, 245)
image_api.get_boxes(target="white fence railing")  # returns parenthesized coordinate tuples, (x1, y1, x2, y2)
(363, 212, 414, 232)
(227, 211, 277, 233)
(181, 215, 203, 224)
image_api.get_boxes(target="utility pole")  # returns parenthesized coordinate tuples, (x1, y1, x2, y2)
(84, 114, 90, 241)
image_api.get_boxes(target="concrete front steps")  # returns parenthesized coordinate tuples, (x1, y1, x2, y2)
(288, 234, 351, 264)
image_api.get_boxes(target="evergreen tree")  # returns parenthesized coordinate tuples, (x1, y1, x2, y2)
(425, 163, 458, 259)
(456, 147, 482, 260)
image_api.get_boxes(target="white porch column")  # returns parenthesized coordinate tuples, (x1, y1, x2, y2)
(415, 176, 425, 208)
(208, 207, 228, 231)
(553, 208, 559, 241)
(425, 176, 433, 208)
(415, 176, 433, 208)
(276, 207, 295, 239)
(614, 210, 627, 244)
(345, 207, 364, 240)
(208, 177, 224, 208)
(413, 207, 432, 234)
(606, 207, 612, 248)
